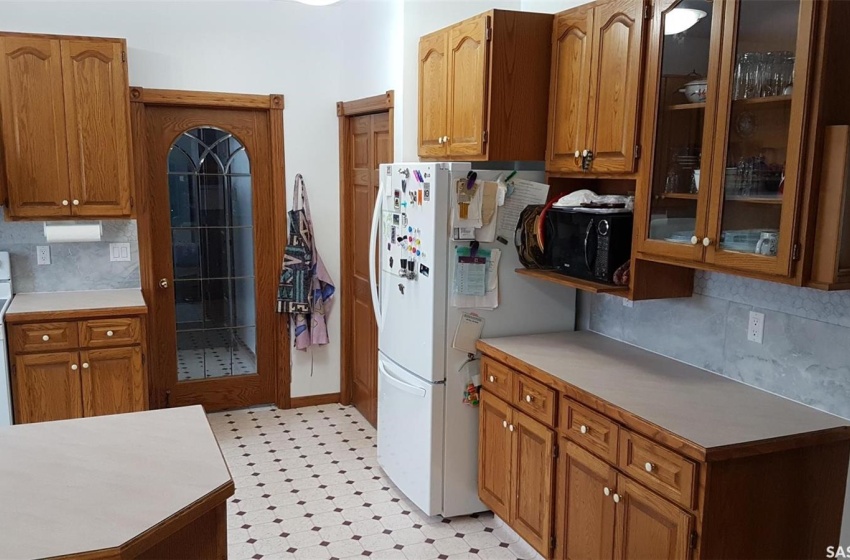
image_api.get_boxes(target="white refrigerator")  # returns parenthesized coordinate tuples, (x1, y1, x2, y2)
(369, 162, 576, 517)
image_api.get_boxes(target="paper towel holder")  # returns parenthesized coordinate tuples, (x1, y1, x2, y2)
(43, 221, 103, 243)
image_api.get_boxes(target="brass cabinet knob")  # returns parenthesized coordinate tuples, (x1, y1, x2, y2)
(159, 278, 169, 289)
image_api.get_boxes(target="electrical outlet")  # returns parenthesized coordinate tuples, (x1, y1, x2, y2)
(110, 243, 131, 262)
(748, 311, 765, 344)
(36, 245, 50, 266)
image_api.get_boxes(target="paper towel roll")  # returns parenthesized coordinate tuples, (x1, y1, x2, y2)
(43, 221, 103, 243)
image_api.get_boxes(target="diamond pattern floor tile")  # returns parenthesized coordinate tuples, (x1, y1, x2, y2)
(209, 405, 543, 560)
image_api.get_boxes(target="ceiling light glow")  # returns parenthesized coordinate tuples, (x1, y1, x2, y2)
(664, 8, 707, 35)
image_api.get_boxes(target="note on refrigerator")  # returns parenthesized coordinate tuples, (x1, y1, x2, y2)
(495, 179, 550, 241)
(452, 313, 485, 354)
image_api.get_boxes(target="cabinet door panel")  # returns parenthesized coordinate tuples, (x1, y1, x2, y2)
(81, 346, 145, 417)
(511, 409, 555, 557)
(556, 439, 617, 560)
(418, 32, 449, 158)
(13, 352, 82, 424)
(0, 36, 71, 218)
(447, 15, 489, 157)
(61, 39, 132, 217)
(478, 390, 513, 521)
(587, 0, 645, 173)
(547, 6, 593, 172)
(614, 475, 693, 560)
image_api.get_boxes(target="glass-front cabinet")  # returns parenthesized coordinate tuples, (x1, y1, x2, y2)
(636, 0, 816, 277)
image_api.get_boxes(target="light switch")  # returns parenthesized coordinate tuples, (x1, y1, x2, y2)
(110, 243, 131, 262)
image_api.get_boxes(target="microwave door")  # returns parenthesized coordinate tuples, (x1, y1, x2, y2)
(583, 219, 598, 277)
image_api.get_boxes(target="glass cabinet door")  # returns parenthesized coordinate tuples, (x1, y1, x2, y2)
(705, 0, 814, 274)
(639, 0, 720, 261)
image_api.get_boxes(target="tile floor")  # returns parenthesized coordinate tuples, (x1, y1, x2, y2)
(178, 330, 257, 381)
(208, 405, 543, 560)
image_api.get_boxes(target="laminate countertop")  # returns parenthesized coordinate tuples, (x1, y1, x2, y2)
(5, 288, 146, 322)
(0, 406, 233, 559)
(478, 331, 850, 457)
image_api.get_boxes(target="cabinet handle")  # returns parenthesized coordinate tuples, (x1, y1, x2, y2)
(525, 394, 534, 403)
(690, 235, 699, 245)
(502, 420, 508, 429)
(574, 150, 581, 159)
(42, 335, 50, 342)
(489, 375, 495, 383)
(438, 137, 443, 145)
(579, 424, 588, 434)
(82, 363, 90, 369)
(62, 199, 69, 206)
(444, 136, 450, 143)
(645, 462, 654, 473)
(702, 237, 712, 247)
(72, 199, 80, 206)
(509, 424, 515, 432)
(106, 330, 114, 337)
(71, 364, 78, 371)
(613, 493, 621, 503)
(582, 149, 589, 157)
(603, 486, 611, 496)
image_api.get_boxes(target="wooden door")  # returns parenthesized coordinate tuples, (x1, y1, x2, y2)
(547, 6, 594, 173)
(142, 106, 278, 411)
(446, 15, 490, 157)
(61, 39, 132, 217)
(614, 475, 693, 560)
(511, 409, 555, 557)
(0, 36, 71, 218)
(586, 0, 645, 173)
(478, 391, 513, 521)
(556, 439, 618, 560)
(80, 346, 145, 417)
(347, 111, 391, 427)
(13, 352, 82, 424)
(418, 31, 449, 158)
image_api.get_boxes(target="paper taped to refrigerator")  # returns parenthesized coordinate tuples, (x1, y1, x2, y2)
(495, 179, 550, 241)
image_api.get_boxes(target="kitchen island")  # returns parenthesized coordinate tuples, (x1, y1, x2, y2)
(0, 406, 232, 559)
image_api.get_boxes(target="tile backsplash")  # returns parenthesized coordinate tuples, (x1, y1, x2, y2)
(0, 211, 140, 293)
(587, 270, 850, 419)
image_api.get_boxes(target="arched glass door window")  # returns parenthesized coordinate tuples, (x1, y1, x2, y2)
(167, 127, 256, 380)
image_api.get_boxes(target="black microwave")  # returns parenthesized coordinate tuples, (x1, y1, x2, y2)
(543, 208, 633, 284)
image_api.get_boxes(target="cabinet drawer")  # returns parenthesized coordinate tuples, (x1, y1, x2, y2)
(559, 397, 619, 465)
(513, 374, 556, 427)
(80, 317, 141, 348)
(481, 358, 514, 402)
(618, 430, 697, 509)
(10, 322, 79, 353)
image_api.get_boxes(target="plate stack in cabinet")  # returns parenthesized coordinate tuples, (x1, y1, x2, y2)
(8, 311, 148, 424)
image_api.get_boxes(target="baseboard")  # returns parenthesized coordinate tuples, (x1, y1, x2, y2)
(290, 392, 341, 409)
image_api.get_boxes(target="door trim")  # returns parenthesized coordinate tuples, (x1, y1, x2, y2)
(130, 87, 290, 410)
(337, 91, 394, 407)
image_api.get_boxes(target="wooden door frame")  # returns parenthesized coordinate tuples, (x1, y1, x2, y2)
(129, 87, 290, 410)
(337, 90, 394, 406)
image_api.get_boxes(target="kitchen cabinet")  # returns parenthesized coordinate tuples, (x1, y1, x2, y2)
(0, 32, 132, 219)
(634, 0, 845, 281)
(8, 309, 148, 424)
(547, 0, 645, 174)
(417, 10, 553, 162)
(477, 334, 850, 560)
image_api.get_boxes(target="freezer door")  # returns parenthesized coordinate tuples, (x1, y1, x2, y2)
(376, 353, 445, 516)
(375, 163, 456, 382)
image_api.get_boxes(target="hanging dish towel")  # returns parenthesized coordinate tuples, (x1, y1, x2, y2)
(277, 174, 335, 350)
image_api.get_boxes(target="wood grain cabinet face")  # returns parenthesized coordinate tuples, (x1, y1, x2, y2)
(61, 39, 132, 217)
(10, 322, 78, 354)
(418, 31, 449, 158)
(80, 346, 145, 417)
(547, 6, 594, 172)
(0, 36, 71, 217)
(13, 352, 82, 424)
(619, 429, 697, 509)
(478, 390, 513, 521)
(510, 410, 555, 557)
(446, 15, 490, 158)
(614, 475, 693, 560)
(80, 317, 141, 348)
(513, 373, 556, 427)
(560, 397, 620, 465)
(481, 358, 513, 403)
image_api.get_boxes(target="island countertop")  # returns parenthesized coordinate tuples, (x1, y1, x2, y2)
(5, 288, 146, 322)
(477, 331, 850, 458)
(0, 406, 233, 559)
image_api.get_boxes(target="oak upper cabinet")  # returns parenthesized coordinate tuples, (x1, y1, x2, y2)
(417, 10, 553, 162)
(547, 0, 646, 174)
(478, 390, 513, 521)
(81, 346, 145, 418)
(0, 32, 132, 219)
(13, 352, 83, 424)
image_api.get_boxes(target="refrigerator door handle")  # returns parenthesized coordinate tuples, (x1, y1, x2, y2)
(369, 185, 384, 326)
(379, 361, 427, 397)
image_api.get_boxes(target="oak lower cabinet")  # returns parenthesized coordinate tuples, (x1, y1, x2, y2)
(9, 313, 148, 424)
(0, 31, 132, 219)
(478, 390, 555, 557)
(417, 10, 553, 161)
